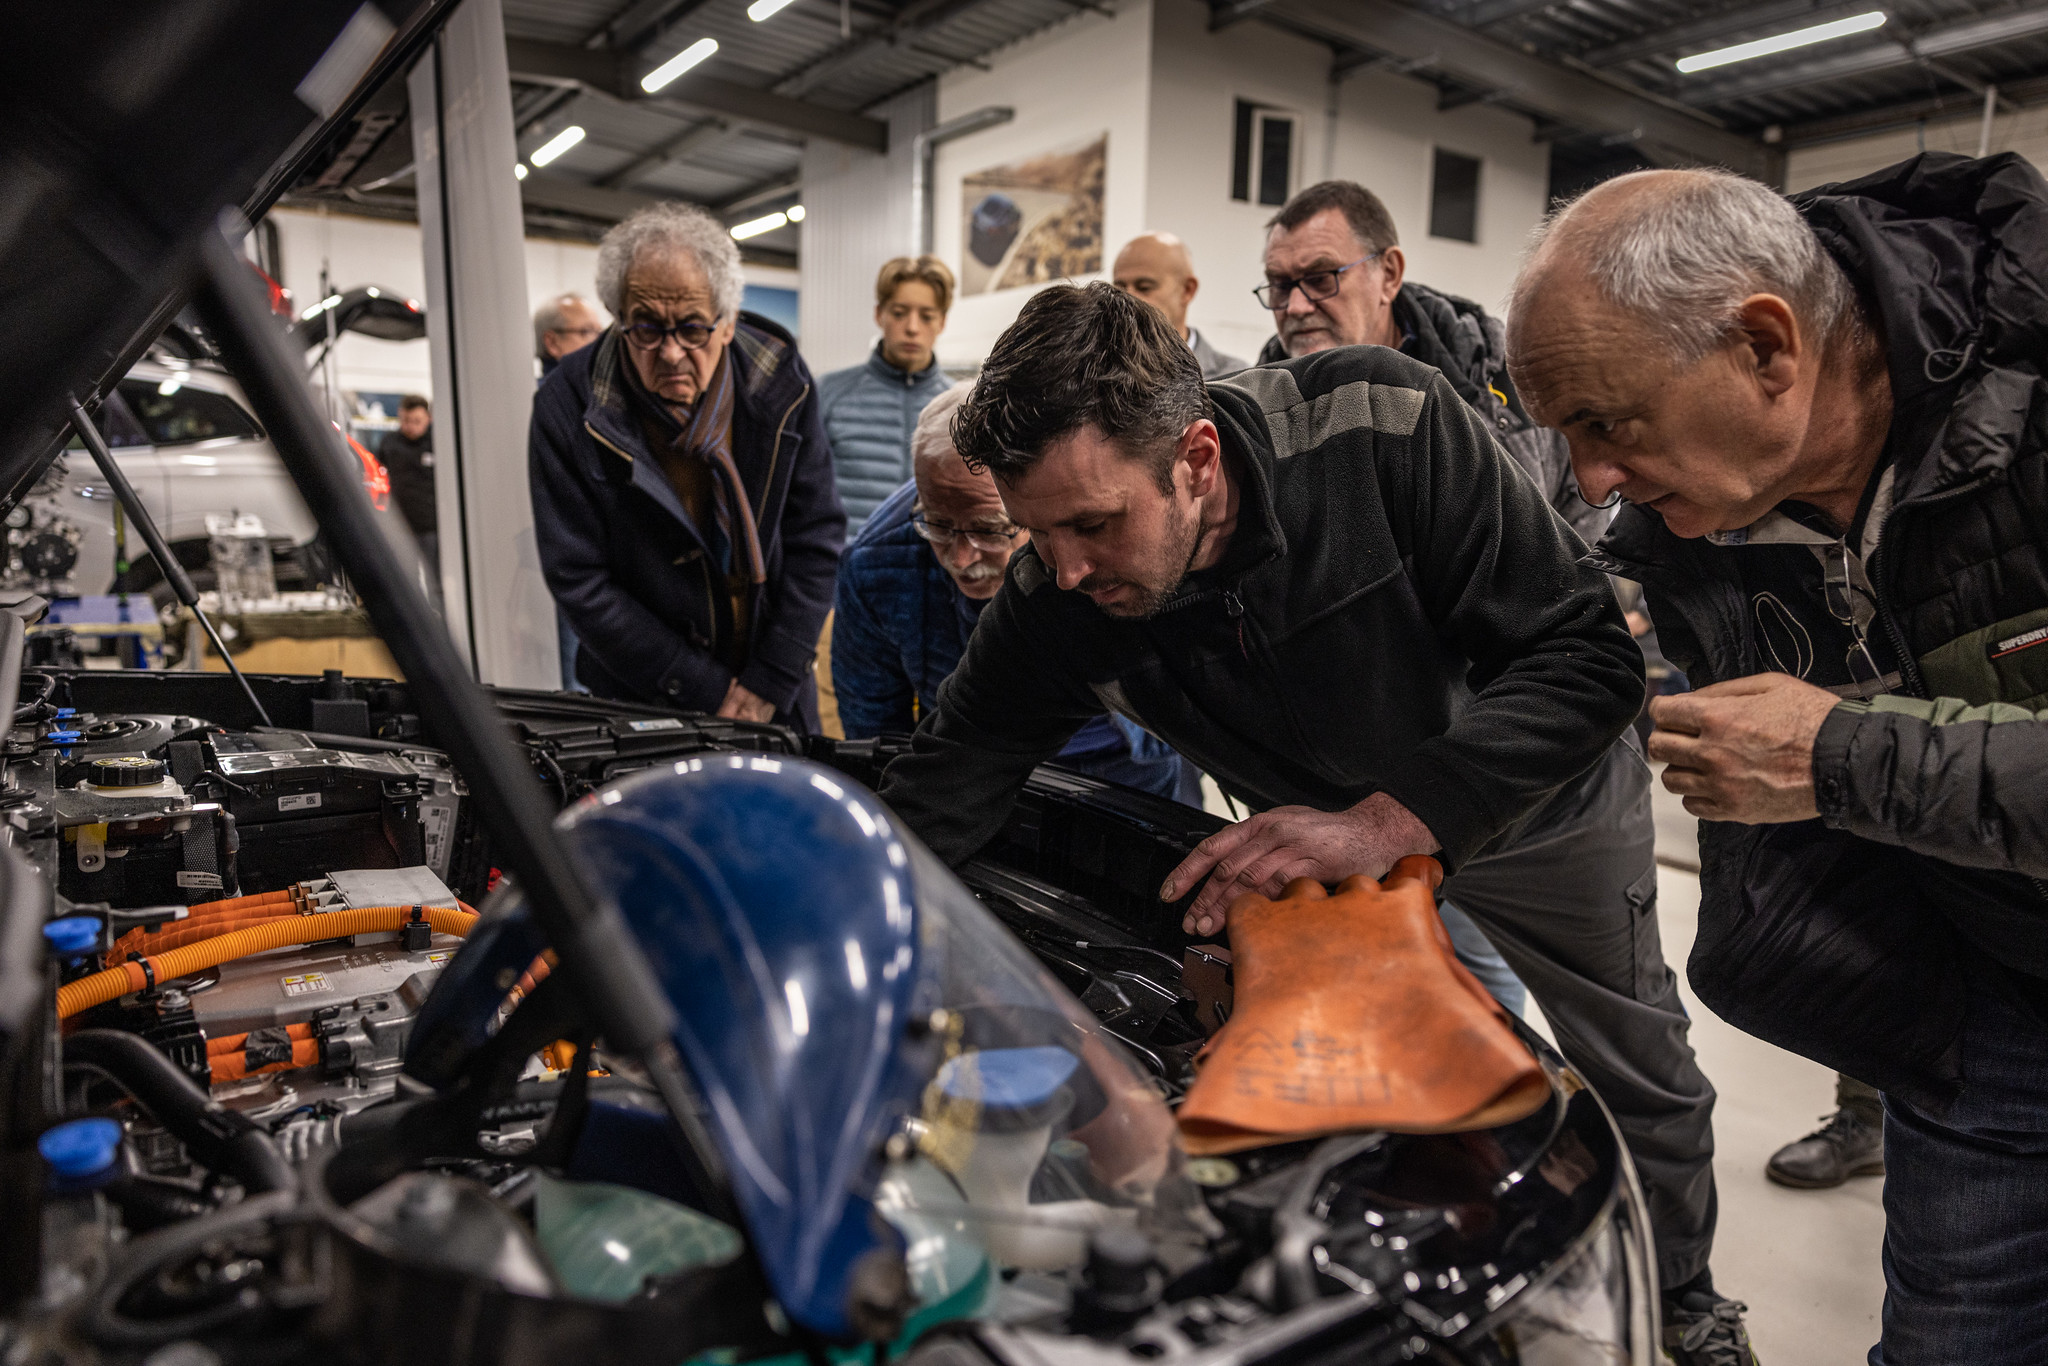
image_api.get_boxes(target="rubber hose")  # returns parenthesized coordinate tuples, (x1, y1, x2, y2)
(58, 905, 477, 1020)
(63, 1030, 297, 1195)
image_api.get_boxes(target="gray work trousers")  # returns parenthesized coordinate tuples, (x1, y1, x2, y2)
(1441, 735, 1717, 1291)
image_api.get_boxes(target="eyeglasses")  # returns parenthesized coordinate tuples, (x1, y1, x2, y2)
(623, 318, 719, 352)
(1822, 540, 1888, 690)
(911, 508, 1022, 554)
(1252, 253, 1382, 310)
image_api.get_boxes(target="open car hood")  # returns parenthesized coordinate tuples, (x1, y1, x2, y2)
(0, 0, 444, 519)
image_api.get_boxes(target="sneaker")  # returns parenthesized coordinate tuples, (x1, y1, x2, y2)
(1662, 1291, 1757, 1366)
(1765, 1107, 1884, 1189)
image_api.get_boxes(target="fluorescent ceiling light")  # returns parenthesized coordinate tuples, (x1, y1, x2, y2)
(1676, 11, 1887, 73)
(641, 37, 718, 92)
(786, 204, 806, 222)
(530, 125, 586, 167)
(748, 0, 799, 19)
(514, 163, 529, 180)
(731, 211, 789, 240)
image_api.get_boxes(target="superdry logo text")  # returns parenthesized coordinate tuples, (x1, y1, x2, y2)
(1989, 626, 2048, 660)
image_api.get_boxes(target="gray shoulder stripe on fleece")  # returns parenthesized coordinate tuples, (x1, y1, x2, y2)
(1217, 373, 1426, 456)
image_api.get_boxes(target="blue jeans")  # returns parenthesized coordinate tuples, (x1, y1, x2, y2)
(1869, 969, 2048, 1364)
(1439, 900, 1527, 1018)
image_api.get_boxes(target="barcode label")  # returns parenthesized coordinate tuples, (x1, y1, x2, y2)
(628, 718, 686, 732)
(278, 793, 323, 812)
(175, 871, 224, 889)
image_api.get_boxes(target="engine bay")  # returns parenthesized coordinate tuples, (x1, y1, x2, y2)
(0, 670, 1655, 1366)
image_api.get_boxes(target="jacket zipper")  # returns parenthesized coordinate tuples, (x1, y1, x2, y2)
(1222, 587, 1322, 769)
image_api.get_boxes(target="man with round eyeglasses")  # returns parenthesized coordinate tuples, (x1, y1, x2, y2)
(530, 201, 844, 726)
(832, 385, 1185, 796)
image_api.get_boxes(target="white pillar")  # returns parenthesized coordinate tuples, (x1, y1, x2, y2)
(408, 0, 560, 687)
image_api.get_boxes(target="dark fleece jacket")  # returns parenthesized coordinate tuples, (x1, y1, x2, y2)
(877, 343, 1642, 872)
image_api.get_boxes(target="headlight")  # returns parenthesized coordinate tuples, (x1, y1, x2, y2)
(1465, 1131, 1658, 1365)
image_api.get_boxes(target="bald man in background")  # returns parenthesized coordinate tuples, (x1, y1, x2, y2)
(1112, 231, 1247, 379)
(534, 293, 604, 377)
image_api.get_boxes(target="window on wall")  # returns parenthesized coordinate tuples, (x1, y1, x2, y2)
(1232, 100, 1297, 207)
(1429, 148, 1481, 243)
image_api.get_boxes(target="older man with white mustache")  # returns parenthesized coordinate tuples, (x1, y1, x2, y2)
(831, 385, 1190, 797)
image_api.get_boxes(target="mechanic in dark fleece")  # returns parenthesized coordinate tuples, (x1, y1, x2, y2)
(1509, 154, 2048, 1366)
(877, 282, 1747, 1364)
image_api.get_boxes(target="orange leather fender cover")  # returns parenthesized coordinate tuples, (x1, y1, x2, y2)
(1177, 856, 1547, 1156)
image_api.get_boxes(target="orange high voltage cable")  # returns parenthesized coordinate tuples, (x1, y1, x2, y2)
(57, 904, 477, 1020)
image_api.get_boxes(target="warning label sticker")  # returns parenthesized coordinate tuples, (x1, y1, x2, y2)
(278, 793, 323, 812)
(281, 972, 332, 997)
(175, 870, 224, 890)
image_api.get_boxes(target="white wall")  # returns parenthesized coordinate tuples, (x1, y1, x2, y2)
(932, 0, 1156, 367)
(1786, 105, 2048, 192)
(1145, 0, 1548, 362)
(800, 84, 935, 376)
(1331, 71, 1550, 320)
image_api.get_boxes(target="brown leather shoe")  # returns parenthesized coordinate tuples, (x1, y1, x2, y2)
(1177, 857, 1546, 1155)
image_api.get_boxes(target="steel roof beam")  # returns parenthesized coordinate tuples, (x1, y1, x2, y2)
(772, 0, 1012, 99)
(1462, 0, 1565, 28)
(505, 36, 889, 152)
(1680, 8, 2048, 107)
(599, 115, 734, 188)
(1258, 0, 1770, 174)
(1781, 71, 2048, 146)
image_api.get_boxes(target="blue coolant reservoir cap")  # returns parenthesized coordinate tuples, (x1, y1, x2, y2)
(937, 1046, 1080, 1131)
(42, 916, 101, 957)
(39, 1118, 123, 1187)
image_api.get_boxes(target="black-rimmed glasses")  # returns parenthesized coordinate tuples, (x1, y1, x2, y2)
(623, 318, 718, 352)
(1253, 252, 1382, 310)
(910, 508, 1022, 554)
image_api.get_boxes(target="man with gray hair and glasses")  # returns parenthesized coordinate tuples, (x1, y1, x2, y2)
(1508, 153, 2048, 1364)
(529, 201, 844, 725)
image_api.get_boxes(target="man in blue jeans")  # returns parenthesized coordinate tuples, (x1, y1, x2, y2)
(1510, 154, 2048, 1364)
(834, 386, 1185, 796)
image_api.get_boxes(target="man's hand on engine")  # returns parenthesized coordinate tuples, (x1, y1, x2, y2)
(1647, 672, 1838, 823)
(1164, 792, 1440, 937)
(716, 679, 776, 724)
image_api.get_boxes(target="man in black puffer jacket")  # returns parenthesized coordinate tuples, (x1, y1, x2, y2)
(1509, 153, 2048, 1365)
(877, 282, 1743, 1360)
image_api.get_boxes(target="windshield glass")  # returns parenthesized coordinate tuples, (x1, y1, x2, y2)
(879, 842, 1207, 1278)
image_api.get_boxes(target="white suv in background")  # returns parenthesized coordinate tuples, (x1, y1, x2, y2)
(23, 355, 324, 604)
